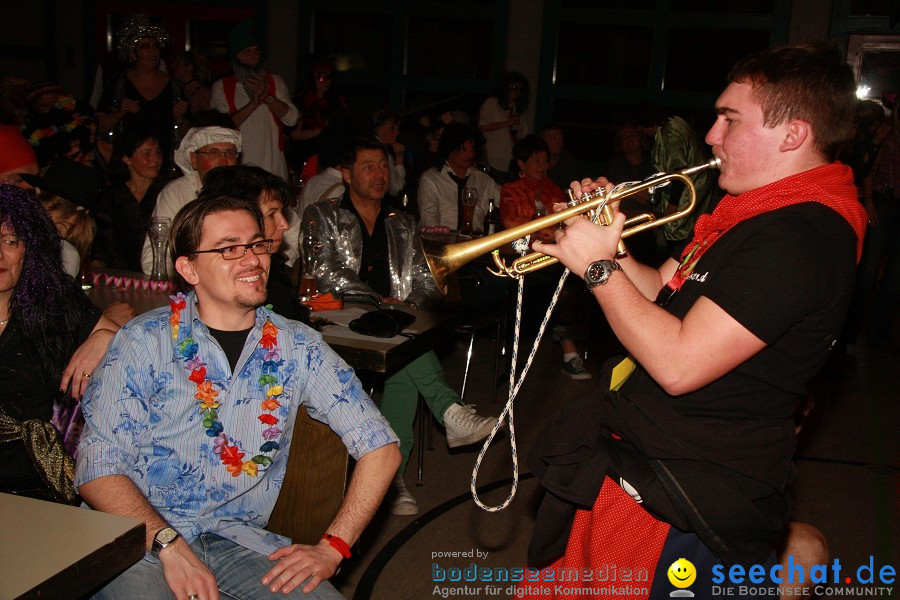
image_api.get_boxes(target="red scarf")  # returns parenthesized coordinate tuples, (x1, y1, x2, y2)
(664, 162, 867, 296)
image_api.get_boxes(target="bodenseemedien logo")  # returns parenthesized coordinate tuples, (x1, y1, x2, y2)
(668, 558, 696, 597)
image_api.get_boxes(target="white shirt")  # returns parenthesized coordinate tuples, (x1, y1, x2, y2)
(61, 239, 80, 279)
(417, 164, 499, 230)
(478, 96, 529, 174)
(210, 74, 299, 181)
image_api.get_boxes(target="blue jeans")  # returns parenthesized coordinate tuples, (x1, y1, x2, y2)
(92, 533, 345, 599)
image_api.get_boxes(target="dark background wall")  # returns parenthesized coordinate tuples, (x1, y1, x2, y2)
(2, 0, 898, 168)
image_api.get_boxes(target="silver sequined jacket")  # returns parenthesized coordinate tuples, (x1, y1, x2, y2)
(301, 197, 443, 309)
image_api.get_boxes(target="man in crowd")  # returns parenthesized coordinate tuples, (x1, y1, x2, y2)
(211, 19, 299, 182)
(140, 126, 242, 275)
(0, 125, 39, 189)
(303, 138, 496, 516)
(77, 194, 400, 599)
(526, 44, 867, 596)
(417, 123, 498, 231)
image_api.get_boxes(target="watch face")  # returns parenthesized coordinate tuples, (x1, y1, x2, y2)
(157, 528, 178, 544)
(586, 260, 619, 288)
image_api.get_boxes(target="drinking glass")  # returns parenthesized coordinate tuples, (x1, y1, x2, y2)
(299, 223, 324, 301)
(460, 187, 478, 235)
(148, 216, 171, 281)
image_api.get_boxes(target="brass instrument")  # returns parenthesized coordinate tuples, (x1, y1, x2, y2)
(423, 158, 720, 289)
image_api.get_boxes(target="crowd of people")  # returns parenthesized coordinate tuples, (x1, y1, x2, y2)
(0, 10, 896, 599)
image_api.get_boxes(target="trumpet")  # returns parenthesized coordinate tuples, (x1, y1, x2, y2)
(423, 158, 720, 289)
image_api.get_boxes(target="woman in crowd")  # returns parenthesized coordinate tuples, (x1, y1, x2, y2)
(20, 157, 105, 279)
(479, 71, 530, 184)
(97, 14, 187, 167)
(94, 127, 166, 271)
(0, 184, 120, 503)
(171, 50, 211, 113)
(290, 60, 347, 164)
(499, 135, 591, 380)
(39, 194, 95, 276)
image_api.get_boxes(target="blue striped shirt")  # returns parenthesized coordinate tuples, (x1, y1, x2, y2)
(76, 292, 397, 556)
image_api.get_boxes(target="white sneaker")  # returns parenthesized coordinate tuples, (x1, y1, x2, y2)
(443, 403, 496, 449)
(391, 473, 418, 516)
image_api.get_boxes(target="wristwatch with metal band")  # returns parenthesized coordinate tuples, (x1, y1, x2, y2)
(584, 259, 622, 290)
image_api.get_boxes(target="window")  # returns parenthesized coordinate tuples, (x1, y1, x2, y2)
(407, 17, 493, 78)
(665, 29, 770, 92)
(314, 12, 393, 74)
(555, 24, 653, 87)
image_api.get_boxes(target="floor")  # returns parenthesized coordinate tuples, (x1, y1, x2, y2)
(327, 293, 899, 600)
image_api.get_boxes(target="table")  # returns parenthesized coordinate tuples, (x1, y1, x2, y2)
(0, 493, 145, 600)
(315, 304, 456, 373)
(84, 267, 173, 315)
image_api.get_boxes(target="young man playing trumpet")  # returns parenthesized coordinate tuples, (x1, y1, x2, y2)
(524, 44, 867, 599)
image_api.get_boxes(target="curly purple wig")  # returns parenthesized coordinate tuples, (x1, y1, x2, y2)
(0, 184, 92, 378)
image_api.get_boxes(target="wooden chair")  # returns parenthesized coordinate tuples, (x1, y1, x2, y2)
(268, 407, 349, 544)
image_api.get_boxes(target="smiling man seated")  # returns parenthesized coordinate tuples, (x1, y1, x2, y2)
(76, 194, 399, 600)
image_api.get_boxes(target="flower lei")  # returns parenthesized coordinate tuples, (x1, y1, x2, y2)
(26, 95, 90, 146)
(169, 293, 284, 478)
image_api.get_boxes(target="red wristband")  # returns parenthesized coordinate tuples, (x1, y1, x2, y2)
(323, 533, 351, 558)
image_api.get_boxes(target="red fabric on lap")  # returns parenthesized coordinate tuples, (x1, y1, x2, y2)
(520, 476, 669, 600)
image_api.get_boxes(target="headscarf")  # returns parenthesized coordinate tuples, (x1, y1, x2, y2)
(174, 127, 242, 177)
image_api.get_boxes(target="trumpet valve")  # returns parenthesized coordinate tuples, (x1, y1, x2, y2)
(566, 186, 606, 206)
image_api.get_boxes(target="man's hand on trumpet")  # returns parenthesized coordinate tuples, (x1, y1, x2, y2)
(532, 177, 624, 279)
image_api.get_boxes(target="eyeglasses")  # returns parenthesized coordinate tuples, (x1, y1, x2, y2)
(193, 149, 239, 159)
(193, 239, 273, 260)
(508, 84, 522, 91)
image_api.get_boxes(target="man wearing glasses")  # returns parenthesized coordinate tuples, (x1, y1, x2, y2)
(78, 194, 400, 600)
(141, 126, 242, 276)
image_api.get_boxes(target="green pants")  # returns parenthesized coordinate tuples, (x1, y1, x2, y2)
(380, 351, 459, 474)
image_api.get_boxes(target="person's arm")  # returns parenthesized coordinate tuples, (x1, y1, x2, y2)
(265, 75, 299, 126)
(478, 98, 518, 133)
(387, 153, 406, 196)
(534, 180, 766, 395)
(60, 313, 120, 398)
(499, 184, 529, 229)
(405, 221, 444, 308)
(416, 171, 442, 228)
(219, 77, 260, 128)
(290, 126, 323, 142)
(76, 328, 220, 599)
(80, 474, 220, 600)
(261, 444, 399, 594)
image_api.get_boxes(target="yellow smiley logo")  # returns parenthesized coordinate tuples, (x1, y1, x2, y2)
(667, 558, 697, 588)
